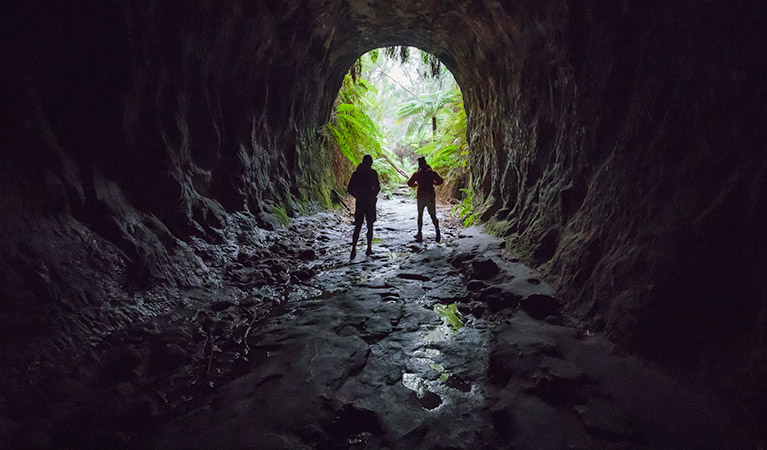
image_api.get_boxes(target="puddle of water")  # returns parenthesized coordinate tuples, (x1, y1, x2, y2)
(433, 303, 464, 332)
(402, 373, 443, 410)
(444, 374, 472, 392)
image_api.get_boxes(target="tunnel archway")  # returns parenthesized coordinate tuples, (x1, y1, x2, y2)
(1, 0, 766, 442)
(326, 45, 470, 203)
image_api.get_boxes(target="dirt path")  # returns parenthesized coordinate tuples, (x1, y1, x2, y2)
(0, 191, 756, 450)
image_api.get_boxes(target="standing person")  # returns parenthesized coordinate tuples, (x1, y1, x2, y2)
(347, 154, 381, 259)
(407, 156, 444, 242)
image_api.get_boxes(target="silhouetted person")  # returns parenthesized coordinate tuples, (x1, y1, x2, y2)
(347, 154, 380, 259)
(407, 156, 443, 242)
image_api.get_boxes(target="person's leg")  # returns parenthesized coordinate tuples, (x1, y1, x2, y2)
(366, 222, 374, 255)
(427, 197, 440, 242)
(365, 209, 375, 255)
(351, 210, 363, 259)
(416, 197, 425, 241)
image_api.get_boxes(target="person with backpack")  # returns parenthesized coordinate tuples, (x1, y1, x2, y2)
(347, 155, 381, 259)
(407, 156, 443, 242)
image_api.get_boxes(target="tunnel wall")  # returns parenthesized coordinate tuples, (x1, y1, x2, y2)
(466, 0, 767, 391)
(1, 0, 765, 412)
(457, 0, 767, 410)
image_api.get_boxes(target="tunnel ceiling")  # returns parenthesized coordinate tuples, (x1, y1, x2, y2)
(1, 0, 766, 411)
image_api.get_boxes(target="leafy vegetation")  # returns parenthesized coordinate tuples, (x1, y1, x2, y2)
(433, 303, 464, 332)
(326, 76, 381, 167)
(452, 188, 478, 226)
(268, 204, 291, 226)
(398, 88, 468, 181)
(326, 46, 472, 208)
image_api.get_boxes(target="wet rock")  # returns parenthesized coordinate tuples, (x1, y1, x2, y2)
(327, 405, 381, 441)
(575, 399, 638, 442)
(208, 300, 236, 311)
(149, 343, 188, 373)
(449, 252, 475, 269)
(296, 423, 327, 443)
(121, 395, 159, 430)
(544, 315, 563, 325)
(99, 346, 143, 384)
(539, 356, 586, 383)
(47, 378, 90, 403)
(158, 328, 192, 346)
(527, 357, 590, 404)
(466, 279, 486, 292)
(396, 272, 430, 282)
(297, 248, 317, 261)
(336, 324, 361, 337)
(519, 294, 560, 320)
(293, 268, 314, 281)
(489, 325, 563, 385)
(317, 233, 331, 242)
(490, 395, 593, 449)
(483, 286, 522, 313)
(384, 367, 401, 385)
(470, 259, 499, 279)
(468, 302, 486, 318)
(268, 259, 289, 274)
(490, 404, 515, 438)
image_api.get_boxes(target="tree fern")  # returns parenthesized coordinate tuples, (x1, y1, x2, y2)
(326, 72, 382, 166)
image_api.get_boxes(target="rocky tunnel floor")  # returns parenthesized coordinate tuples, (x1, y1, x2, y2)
(0, 190, 758, 450)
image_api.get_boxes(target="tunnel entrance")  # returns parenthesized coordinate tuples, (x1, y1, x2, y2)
(326, 47, 470, 215)
(1, 1, 765, 446)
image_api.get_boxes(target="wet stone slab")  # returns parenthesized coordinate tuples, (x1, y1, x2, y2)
(5, 195, 756, 450)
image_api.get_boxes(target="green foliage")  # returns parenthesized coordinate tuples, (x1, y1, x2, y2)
(371, 154, 407, 196)
(397, 89, 460, 140)
(433, 303, 464, 332)
(398, 86, 469, 194)
(326, 47, 472, 211)
(269, 204, 291, 226)
(326, 75, 382, 167)
(452, 188, 477, 226)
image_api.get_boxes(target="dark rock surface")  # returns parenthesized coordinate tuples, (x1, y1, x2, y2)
(1, 0, 766, 444)
(0, 197, 757, 449)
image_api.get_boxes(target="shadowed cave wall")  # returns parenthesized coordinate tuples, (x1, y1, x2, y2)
(1, 0, 766, 416)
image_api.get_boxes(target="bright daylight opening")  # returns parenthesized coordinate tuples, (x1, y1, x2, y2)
(326, 46, 474, 225)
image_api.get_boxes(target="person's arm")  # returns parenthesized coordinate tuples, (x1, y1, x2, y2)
(433, 171, 444, 186)
(373, 171, 381, 195)
(348, 172, 359, 197)
(407, 172, 418, 188)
